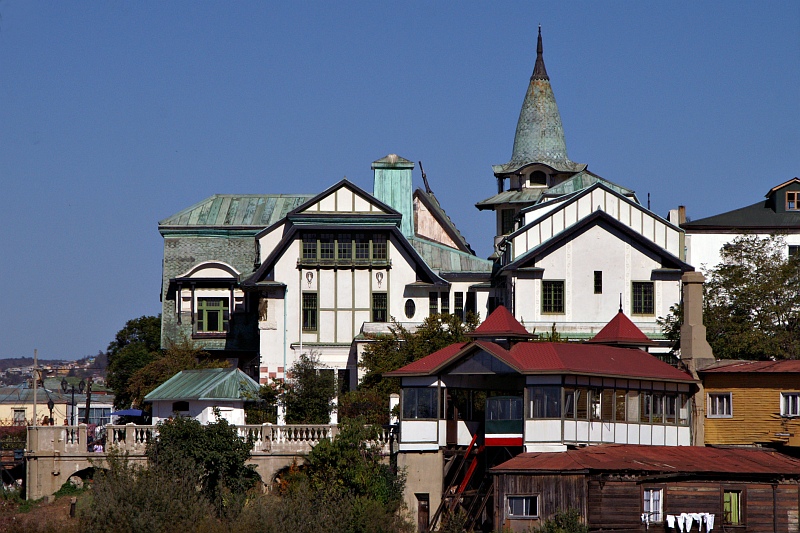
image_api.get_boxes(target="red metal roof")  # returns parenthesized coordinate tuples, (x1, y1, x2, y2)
(585, 310, 656, 346)
(386, 339, 694, 383)
(469, 306, 531, 337)
(491, 444, 800, 476)
(700, 359, 800, 373)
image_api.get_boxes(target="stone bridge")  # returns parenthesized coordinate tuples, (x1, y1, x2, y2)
(26, 423, 392, 500)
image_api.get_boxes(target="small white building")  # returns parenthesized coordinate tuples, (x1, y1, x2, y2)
(145, 367, 260, 425)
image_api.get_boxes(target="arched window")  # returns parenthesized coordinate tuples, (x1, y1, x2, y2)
(529, 171, 547, 186)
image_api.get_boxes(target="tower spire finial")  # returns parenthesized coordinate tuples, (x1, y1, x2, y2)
(532, 25, 549, 81)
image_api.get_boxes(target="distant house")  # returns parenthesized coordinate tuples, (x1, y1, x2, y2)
(679, 177, 800, 269)
(145, 367, 260, 425)
(0, 386, 68, 425)
(699, 360, 800, 449)
(490, 444, 800, 532)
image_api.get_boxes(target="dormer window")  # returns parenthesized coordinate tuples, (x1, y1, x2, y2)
(529, 170, 547, 186)
(787, 191, 799, 211)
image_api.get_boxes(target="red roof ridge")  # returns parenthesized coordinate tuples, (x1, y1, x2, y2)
(586, 309, 655, 346)
(469, 306, 531, 337)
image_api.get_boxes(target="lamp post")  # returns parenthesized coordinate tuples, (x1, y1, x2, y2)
(47, 398, 54, 426)
(60, 378, 85, 426)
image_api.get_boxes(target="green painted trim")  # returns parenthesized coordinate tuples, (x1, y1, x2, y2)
(160, 228, 261, 238)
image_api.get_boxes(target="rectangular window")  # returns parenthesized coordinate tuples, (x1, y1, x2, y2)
(302, 233, 317, 260)
(528, 386, 561, 418)
(501, 209, 516, 235)
(615, 390, 627, 422)
(679, 394, 690, 426)
(643, 488, 663, 523)
(454, 293, 464, 322)
(78, 407, 112, 426)
(465, 292, 476, 316)
(542, 281, 565, 314)
(12, 409, 26, 425)
(708, 392, 732, 418)
(354, 234, 369, 261)
(337, 234, 351, 261)
(440, 292, 449, 315)
(319, 234, 334, 261)
(372, 234, 387, 261)
(594, 271, 603, 294)
(372, 293, 388, 323)
(627, 391, 640, 422)
(402, 388, 438, 419)
(787, 191, 799, 211)
(601, 389, 614, 422)
(665, 394, 677, 424)
(302, 293, 318, 332)
(789, 245, 800, 258)
(632, 281, 655, 315)
(563, 388, 576, 419)
(337, 369, 351, 395)
(197, 297, 229, 332)
(575, 388, 589, 420)
(507, 495, 538, 519)
(590, 389, 602, 421)
(723, 490, 743, 525)
(781, 392, 800, 417)
(429, 292, 438, 316)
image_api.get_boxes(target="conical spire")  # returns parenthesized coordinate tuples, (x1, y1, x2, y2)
(493, 27, 585, 176)
(532, 26, 549, 80)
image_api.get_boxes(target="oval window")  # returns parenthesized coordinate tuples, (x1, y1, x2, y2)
(404, 299, 416, 319)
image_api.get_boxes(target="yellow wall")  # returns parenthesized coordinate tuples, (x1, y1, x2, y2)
(0, 402, 69, 425)
(703, 373, 800, 446)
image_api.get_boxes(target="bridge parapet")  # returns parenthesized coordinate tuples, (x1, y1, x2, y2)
(27, 425, 88, 454)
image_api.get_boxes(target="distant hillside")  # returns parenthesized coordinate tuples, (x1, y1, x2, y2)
(0, 357, 74, 371)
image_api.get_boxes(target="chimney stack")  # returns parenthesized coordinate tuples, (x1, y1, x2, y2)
(372, 154, 415, 238)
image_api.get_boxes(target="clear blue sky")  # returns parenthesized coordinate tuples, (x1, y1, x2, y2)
(1, 2, 798, 360)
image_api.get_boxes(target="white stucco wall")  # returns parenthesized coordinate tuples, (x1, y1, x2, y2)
(686, 232, 800, 272)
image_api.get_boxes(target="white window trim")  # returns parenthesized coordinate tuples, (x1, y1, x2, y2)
(506, 494, 539, 519)
(643, 488, 663, 523)
(781, 392, 800, 417)
(707, 392, 733, 418)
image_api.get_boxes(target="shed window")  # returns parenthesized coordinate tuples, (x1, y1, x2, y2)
(708, 392, 732, 418)
(643, 488, 663, 523)
(402, 388, 438, 419)
(507, 495, 538, 519)
(723, 490, 743, 525)
(781, 392, 800, 417)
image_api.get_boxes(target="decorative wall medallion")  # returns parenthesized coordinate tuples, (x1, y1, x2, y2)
(376, 272, 384, 288)
(306, 271, 314, 287)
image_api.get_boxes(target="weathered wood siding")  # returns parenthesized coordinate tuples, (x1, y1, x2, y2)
(704, 374, 800, 446)
(498, 474, 800, 532)
(494, 474, 586, 533)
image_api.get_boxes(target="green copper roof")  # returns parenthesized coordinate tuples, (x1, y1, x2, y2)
(475, 188, 545, 210)
(538, 171, 637, 202)
(159, 194, 314, 228)
(410, 237, 493, 273)
(493, 28, 585, 176)
(144, 368, 259, 401)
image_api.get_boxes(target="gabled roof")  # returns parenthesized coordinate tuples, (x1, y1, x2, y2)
(159, 194, 314, 230)
(493, 28, 585, 176)
(699, 359, 800, 374)
(414, 189, 474, 254)
(144, 368, 259, 402)
(287, 178, 400, 218)
(386, 337, 694, 382)
(467, 305, 531, 338)
(767, 177, 800, 196)
(535, 170, 638, 205)
(682, 200, 800, 231)
(503, 209, 692, 273)
(490, 444, 800, 476)
(586, 309, 657, 347)
(409, 237, 493, 274)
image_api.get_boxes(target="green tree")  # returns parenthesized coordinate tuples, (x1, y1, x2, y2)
(146, 414, 258, 508)
(353, 313, 479, 421)
(106, 315, 162, 408)
(284, 352, 336, 424)
(659, 235, 800, 359)
(126, 339, 229, 407)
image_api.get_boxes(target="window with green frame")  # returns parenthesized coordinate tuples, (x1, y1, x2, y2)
(632, 281, 654, 315)
(454, 292, 464, 322)
(354, 234, 369, 260)
(501, 209, 516, 235)
(301, 232, 389, 264)
(372, 293, 387, 322)
(302, 233, 317, 260)
(319, 233, 334, 260)
(542, 280, 564, 314)
(302, 293, 318, 332)
(429, 292, 438, 316)
(337, 233, 352, 261)
(723, 489, 743, 525)
(440, 292, 449, 315)
(372, 234, 387, 260)
(197, 298, 229, 332)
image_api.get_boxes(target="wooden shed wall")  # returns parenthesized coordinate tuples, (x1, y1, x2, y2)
(494, 474, 586, 533)
(703, 374, 800, 446)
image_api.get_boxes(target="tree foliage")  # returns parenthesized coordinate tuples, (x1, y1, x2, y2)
(283, 352, 336, 424)
(146, 414, 258, 507)
(106, 315, 162, 408)
(659, 235, 800, 359)
(532, 508, 588, 533)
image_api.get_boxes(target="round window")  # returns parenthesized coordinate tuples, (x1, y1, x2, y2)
(404, 299, 416, 319)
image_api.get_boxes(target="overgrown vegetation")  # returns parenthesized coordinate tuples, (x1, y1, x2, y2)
(531, 508, 588, 533)
(659, 234, 800, 359)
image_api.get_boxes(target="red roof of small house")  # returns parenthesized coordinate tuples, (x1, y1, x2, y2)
(386, 339, 694, 383)
(699, 359, 800, 374)
(585, 309, 656, 346)
(490, 444, 800, 476)
(467, 305, 531, 338)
